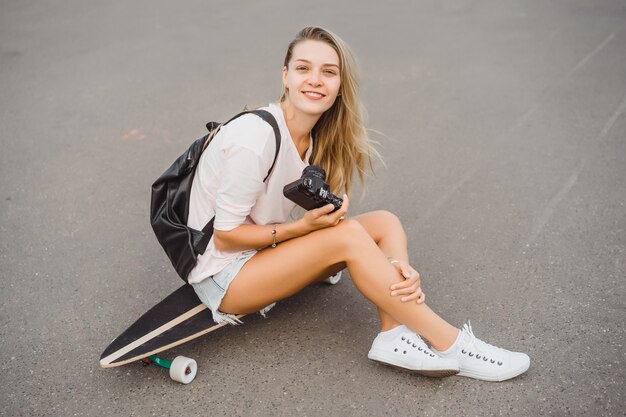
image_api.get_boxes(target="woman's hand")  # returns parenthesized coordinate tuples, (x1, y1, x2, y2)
(301, 194, 349, 232)
(389, 259, 425, 304)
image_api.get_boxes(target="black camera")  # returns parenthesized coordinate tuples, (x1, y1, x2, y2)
(283, 166, 343, 212)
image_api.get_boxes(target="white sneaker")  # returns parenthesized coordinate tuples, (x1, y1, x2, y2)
(323, 271, 342, 285)
(368, 325, 460, 377)
(434, 322, 530, 382)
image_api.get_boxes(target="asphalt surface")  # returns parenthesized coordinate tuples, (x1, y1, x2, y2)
(1, 0, 625, 416)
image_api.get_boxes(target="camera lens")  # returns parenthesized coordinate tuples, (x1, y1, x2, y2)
(302, 165, 326, 180)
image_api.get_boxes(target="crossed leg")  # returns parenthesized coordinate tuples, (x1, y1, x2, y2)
(219, 212, 458, 350)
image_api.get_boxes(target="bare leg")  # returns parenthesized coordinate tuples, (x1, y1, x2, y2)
(220, 217, 458, 350)
(353, 211, 407, 332)
(310, 211, 404, 331)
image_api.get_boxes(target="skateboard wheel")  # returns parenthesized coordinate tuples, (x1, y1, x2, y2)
(169, 356, 197, 384)
(323, 271, 342, 285)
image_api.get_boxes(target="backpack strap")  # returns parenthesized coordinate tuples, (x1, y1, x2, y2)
(249, 110, 281, 182)
(195, 109, 281, 255)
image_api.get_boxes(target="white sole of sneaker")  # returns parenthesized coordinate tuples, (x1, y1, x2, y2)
(368, 350, 459, 378)
(457, 361, 530, 382)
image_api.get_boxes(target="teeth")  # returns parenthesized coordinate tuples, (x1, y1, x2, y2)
(304, 91, 323, 98)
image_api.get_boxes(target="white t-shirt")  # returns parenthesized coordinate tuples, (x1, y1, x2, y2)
(186, 103, 312, 284)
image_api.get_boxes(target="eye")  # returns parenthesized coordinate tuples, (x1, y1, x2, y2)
(324, 69, 337, 75)
(296, 66, 308, 71)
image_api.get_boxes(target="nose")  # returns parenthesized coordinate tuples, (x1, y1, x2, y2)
(307, 70, 322, 87)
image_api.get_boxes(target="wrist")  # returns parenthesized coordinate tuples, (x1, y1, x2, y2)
(295, 218, 314, 235)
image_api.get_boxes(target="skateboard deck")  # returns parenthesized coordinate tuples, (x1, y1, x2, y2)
(100, 271, 342, 383)
(99, 284, 242, 369)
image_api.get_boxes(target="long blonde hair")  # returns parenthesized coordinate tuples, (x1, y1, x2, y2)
(280, 26, 378, 196)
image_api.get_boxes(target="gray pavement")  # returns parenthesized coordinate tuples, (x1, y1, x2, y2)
(1, 0, 625, 416)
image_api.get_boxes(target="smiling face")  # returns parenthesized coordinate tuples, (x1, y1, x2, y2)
(282, 40, 341, 117)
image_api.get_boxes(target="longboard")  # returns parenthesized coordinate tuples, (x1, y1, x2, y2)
(100, 272, 342, 384)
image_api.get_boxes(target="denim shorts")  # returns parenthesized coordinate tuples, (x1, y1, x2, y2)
(191, 249, 275, 325)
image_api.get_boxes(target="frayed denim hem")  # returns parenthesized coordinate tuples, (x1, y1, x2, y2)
(259, 302, 276, 318)
(211, 302, 277, 326)
(211, 309, 244, 326)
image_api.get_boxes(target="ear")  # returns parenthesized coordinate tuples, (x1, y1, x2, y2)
(282, 66, 288, 87)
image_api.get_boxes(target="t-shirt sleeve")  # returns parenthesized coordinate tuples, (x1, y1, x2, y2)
(213, 119, 275, 231)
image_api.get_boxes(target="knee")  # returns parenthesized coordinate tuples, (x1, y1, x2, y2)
(312, 219, 374, 260)
(374, 210, 406, 238)
(327, 218, 372, 249)
(373, 210, 401, 225)
(331, 218, 374, 259)
(336, 217, 370, 239)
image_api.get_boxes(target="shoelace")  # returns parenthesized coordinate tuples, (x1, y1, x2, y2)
(460, 322, 506, 365)
(399, 333, 436, 357)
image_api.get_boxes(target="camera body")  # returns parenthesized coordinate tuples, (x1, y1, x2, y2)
(283, 166, 343, 212)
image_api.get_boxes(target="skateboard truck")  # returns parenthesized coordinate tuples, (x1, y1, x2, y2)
(141, 355, 197, 384)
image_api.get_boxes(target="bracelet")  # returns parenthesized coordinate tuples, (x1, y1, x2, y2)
(271, 224, 278, 248)
(387, 256, 399, 265)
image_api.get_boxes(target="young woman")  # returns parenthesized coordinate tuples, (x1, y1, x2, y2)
(187, 26, 530, 382)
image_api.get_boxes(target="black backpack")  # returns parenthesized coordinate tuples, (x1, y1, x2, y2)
(150, 110, 281, 282)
